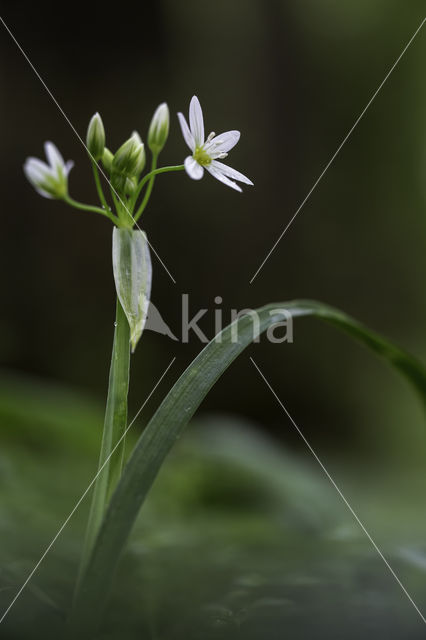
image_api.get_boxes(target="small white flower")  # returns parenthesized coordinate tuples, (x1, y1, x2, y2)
(177, 95, 253, 192)
(24, 142, 73, 199)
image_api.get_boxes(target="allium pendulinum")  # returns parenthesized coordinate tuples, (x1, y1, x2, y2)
(22, 92, 426, 640)
(23, 94, 253, 629)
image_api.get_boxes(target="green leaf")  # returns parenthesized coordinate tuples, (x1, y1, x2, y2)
(70, 299, 426, 634)
(112, 228, 152, 352)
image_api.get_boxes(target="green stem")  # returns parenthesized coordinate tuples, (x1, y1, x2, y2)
(109, 186, 122, 215)
(75, 299, 130, 589)
(133, 163, 184, 222)
(109, 185, 131, 227)
(91, 160, 111, 213)
(64, 195, 119, 225)
(133, 155, 157, 219)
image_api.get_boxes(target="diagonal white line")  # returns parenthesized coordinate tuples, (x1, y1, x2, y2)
(249, 16, 426, 284)
(0, 15, 176, 284)
(250, 356, 426, 626)
(0, 357, 176, 625)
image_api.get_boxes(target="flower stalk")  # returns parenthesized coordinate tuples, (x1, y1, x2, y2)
(75, 298, 130, 586)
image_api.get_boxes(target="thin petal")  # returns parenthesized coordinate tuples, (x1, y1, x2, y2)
(24, 158, 52, 182)
(210, 160, 253, 185)
(189, 96, 204, 147)
(44, 141, 65, 173)
(23, 160, 54, 198)
(206, 164, 242, 192)
(33, 186, 54, 199)
(178, 112, 195, 151)
(65, 160, 74, 176)
(184, 156, 204, 180)
(205, 130, 240, 155)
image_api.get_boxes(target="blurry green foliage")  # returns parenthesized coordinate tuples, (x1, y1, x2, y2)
(1, 374, 426, 638)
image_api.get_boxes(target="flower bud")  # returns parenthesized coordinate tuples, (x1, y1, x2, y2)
(112, 135, 146, 178)
(86, 112, 105, 161)
(131, 130, 143, 146)
(131, 131, 146, 175)
(112, 138, 136, 174)
(102, 147, 114, 173)
(24, 142, 73, 199)
(125, 177, 137, 196)
(148, 103, 169, 154)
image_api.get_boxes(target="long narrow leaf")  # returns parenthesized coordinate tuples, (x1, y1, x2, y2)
(70, 299, 426, 634)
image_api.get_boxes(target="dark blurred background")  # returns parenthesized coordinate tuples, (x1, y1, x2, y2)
(1, 0, 425, 464)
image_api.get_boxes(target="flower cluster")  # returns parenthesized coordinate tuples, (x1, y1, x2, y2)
(23, 96, 253, 228)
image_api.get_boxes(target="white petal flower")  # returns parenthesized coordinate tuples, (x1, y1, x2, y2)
(178, 95, 253, 192)
(24, 142, 73, 199)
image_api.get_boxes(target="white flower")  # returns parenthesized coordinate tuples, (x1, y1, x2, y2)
(177, 95, 253, 192)
(24, 142, 73, 199)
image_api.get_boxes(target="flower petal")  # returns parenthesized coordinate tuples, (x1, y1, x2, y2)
(184, 156, 204, 180)
(24, 158, 52, 182)
(206, 164, 242, 192)
(32, 185, 55, 199)
(205, 130, 240, 155)
(189, 96, 204, 147)
(210, 160, 253, 185)
(44, 141, 65, 174)
(178, 112, 195, 152)
(65, 160, 75, 175)
(23, 159, 54, 198)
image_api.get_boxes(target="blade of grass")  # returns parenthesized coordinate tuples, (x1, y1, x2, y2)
(70, 299, 426, 635)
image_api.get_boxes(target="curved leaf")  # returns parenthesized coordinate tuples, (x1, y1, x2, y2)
(70, 299, 426, 633)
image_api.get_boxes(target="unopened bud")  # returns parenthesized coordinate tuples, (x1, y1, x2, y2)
(102, 147, 114, 173)
(112, 138, 136, 174)
(86, 112, 105, 161)
(148, 103, 169, 154)
(131, 130, 143, 146)
(125, 177, 137, 196)
(131, 132, 146, 175)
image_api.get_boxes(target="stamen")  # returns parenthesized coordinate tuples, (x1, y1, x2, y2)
(217, 152, 228, 159)
(207, 131, 216, 142)
(206, 138, 223, 149)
